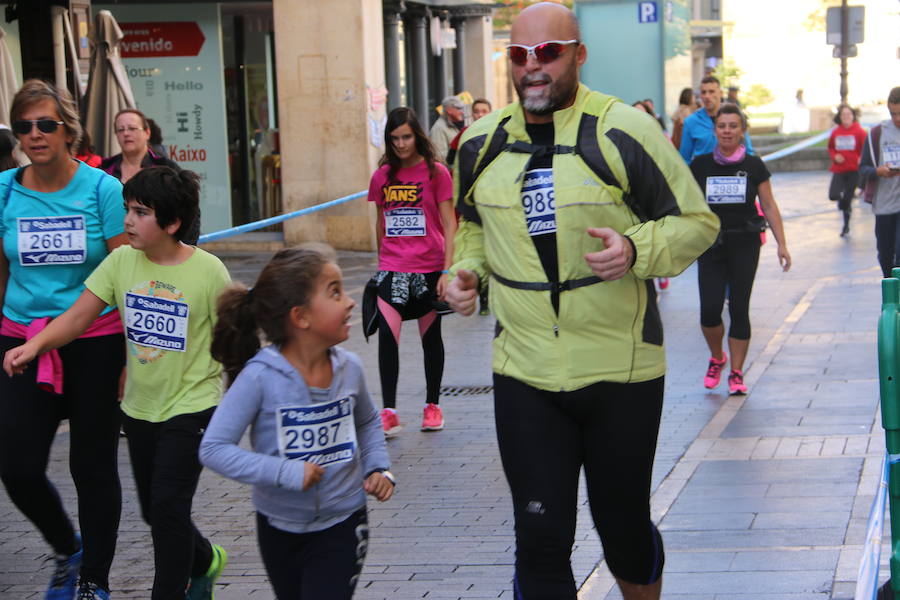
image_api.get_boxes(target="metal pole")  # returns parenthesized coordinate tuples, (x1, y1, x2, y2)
(410, 12, 429, 125)
(384, 8, 402, 111)
(433, 46, 447, 107)
(840, 0, 848, 104)
(452, 17, 467, 94)
(50, 5, 66, 91)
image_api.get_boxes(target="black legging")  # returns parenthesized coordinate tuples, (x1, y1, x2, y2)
(121, 408, 215, 599)
(0, 333, 124, 590)
(697, 232, 761, 340)
(829, 171, 858, 228)
(256, 508, 368, 600)
(875, 213, 900, 277)
(494, 374, 665, 598)
(376, 271, 444, 409)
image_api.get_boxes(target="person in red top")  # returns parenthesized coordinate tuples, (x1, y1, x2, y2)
(74, 129, 102, 168)
(828, 104, 867, 237)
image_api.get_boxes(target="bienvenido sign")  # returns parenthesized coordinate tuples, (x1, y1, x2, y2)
(99, 2, 231, 234)
(120, 22, 206, 58)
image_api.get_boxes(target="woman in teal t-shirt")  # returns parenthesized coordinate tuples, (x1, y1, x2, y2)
(0, 80, 127, 600)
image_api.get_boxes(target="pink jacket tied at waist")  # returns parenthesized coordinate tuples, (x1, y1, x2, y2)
(1, 310, 123, 395)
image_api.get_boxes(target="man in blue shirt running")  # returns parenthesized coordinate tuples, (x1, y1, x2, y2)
(679, 75, 754, 163)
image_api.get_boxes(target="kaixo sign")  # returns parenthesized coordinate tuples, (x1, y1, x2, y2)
(120, 22, 206, 58)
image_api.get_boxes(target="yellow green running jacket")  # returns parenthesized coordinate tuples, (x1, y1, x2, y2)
(450, 84, 719, 391)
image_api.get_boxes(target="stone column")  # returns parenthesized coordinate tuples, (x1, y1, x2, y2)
(383, 2, 403, 111)
(432, 22, 448, 106)
(272, 0, 386, 250)
(463, 10, 494, 102)
(405, 7, 429, 124)
(451, 16, 466, 94)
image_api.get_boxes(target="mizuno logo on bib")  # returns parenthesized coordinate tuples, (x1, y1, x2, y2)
(705, 176, 747, 205)
(125, 292, 190, 352)
(277, 398, 358, 466)
(521, 168, 556, 236)
(17, 215, 87, 265)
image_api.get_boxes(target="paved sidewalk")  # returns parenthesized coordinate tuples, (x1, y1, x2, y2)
(0, 171, 889, 599)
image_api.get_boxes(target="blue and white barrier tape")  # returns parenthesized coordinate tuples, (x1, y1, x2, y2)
(760, 129, 832, 163)
(854, 453, 888, 600)
(198, 127, 840, 245)
(197, 191, 367, 245)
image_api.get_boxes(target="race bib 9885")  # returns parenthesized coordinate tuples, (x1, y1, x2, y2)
(277, 398, 358, 467)
(17, 215, 87, 266)
(521, 168, 556, 236)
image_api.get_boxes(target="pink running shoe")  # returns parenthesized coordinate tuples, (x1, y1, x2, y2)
(704, 354, 728, 389)
(657, 277, 669, 290)
(728, 370, 748, 395)
(421, 404, 444, 431)
(380, 409, 402, 437)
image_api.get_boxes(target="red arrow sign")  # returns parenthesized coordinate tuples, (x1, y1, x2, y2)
(120, 22, 205, 58)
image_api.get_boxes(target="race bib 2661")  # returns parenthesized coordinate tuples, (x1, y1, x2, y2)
(17, 215, 87, 266)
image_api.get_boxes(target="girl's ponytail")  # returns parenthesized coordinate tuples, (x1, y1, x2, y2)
(211, 283, 260, 384)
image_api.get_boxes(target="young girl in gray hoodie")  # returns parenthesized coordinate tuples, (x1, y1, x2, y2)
(199, 245, 394, 599)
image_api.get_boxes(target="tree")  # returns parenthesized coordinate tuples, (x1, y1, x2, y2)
(711, 59, 741, 89)
(742, 84, 774, 108)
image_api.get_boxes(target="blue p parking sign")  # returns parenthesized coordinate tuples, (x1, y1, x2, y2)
(638, 1, 658, 23)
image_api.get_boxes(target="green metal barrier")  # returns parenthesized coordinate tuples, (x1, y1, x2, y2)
(877, 268, 900, 598)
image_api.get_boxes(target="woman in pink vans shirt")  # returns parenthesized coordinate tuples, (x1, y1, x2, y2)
(367, 107, 456, 436)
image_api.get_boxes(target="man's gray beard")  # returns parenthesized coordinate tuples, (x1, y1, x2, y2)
(522, 95, 555, 115)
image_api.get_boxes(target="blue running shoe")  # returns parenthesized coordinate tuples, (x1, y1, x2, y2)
(46, 535, 82, 600)
(77, 580, 110, 600)
(185, 544, 227, 600)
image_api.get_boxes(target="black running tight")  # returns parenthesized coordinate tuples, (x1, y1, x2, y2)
(0, 333, 124, 590)
(697, 232, 761, 340)
(493, 374, 665, 598)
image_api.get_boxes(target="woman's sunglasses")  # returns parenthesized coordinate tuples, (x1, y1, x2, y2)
(12, 119, 65, 135)
(506, 40, 579, 66)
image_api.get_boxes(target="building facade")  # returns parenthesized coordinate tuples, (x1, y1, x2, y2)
(2, 0, 494, 249)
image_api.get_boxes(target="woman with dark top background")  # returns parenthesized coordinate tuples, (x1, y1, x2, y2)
(690, 103, 791, 396)
(100, 108, 199, 244)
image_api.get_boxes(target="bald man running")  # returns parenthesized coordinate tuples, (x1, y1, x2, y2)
(446, 4, 718, 598)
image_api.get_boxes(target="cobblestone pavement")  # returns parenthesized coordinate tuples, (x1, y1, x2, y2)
(0, 171, 888, 599)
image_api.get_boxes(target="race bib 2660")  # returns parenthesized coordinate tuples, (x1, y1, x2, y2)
(124, 292, 190, 352)
(17, 215, 87, 266)
(277, 398, 358, 467)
